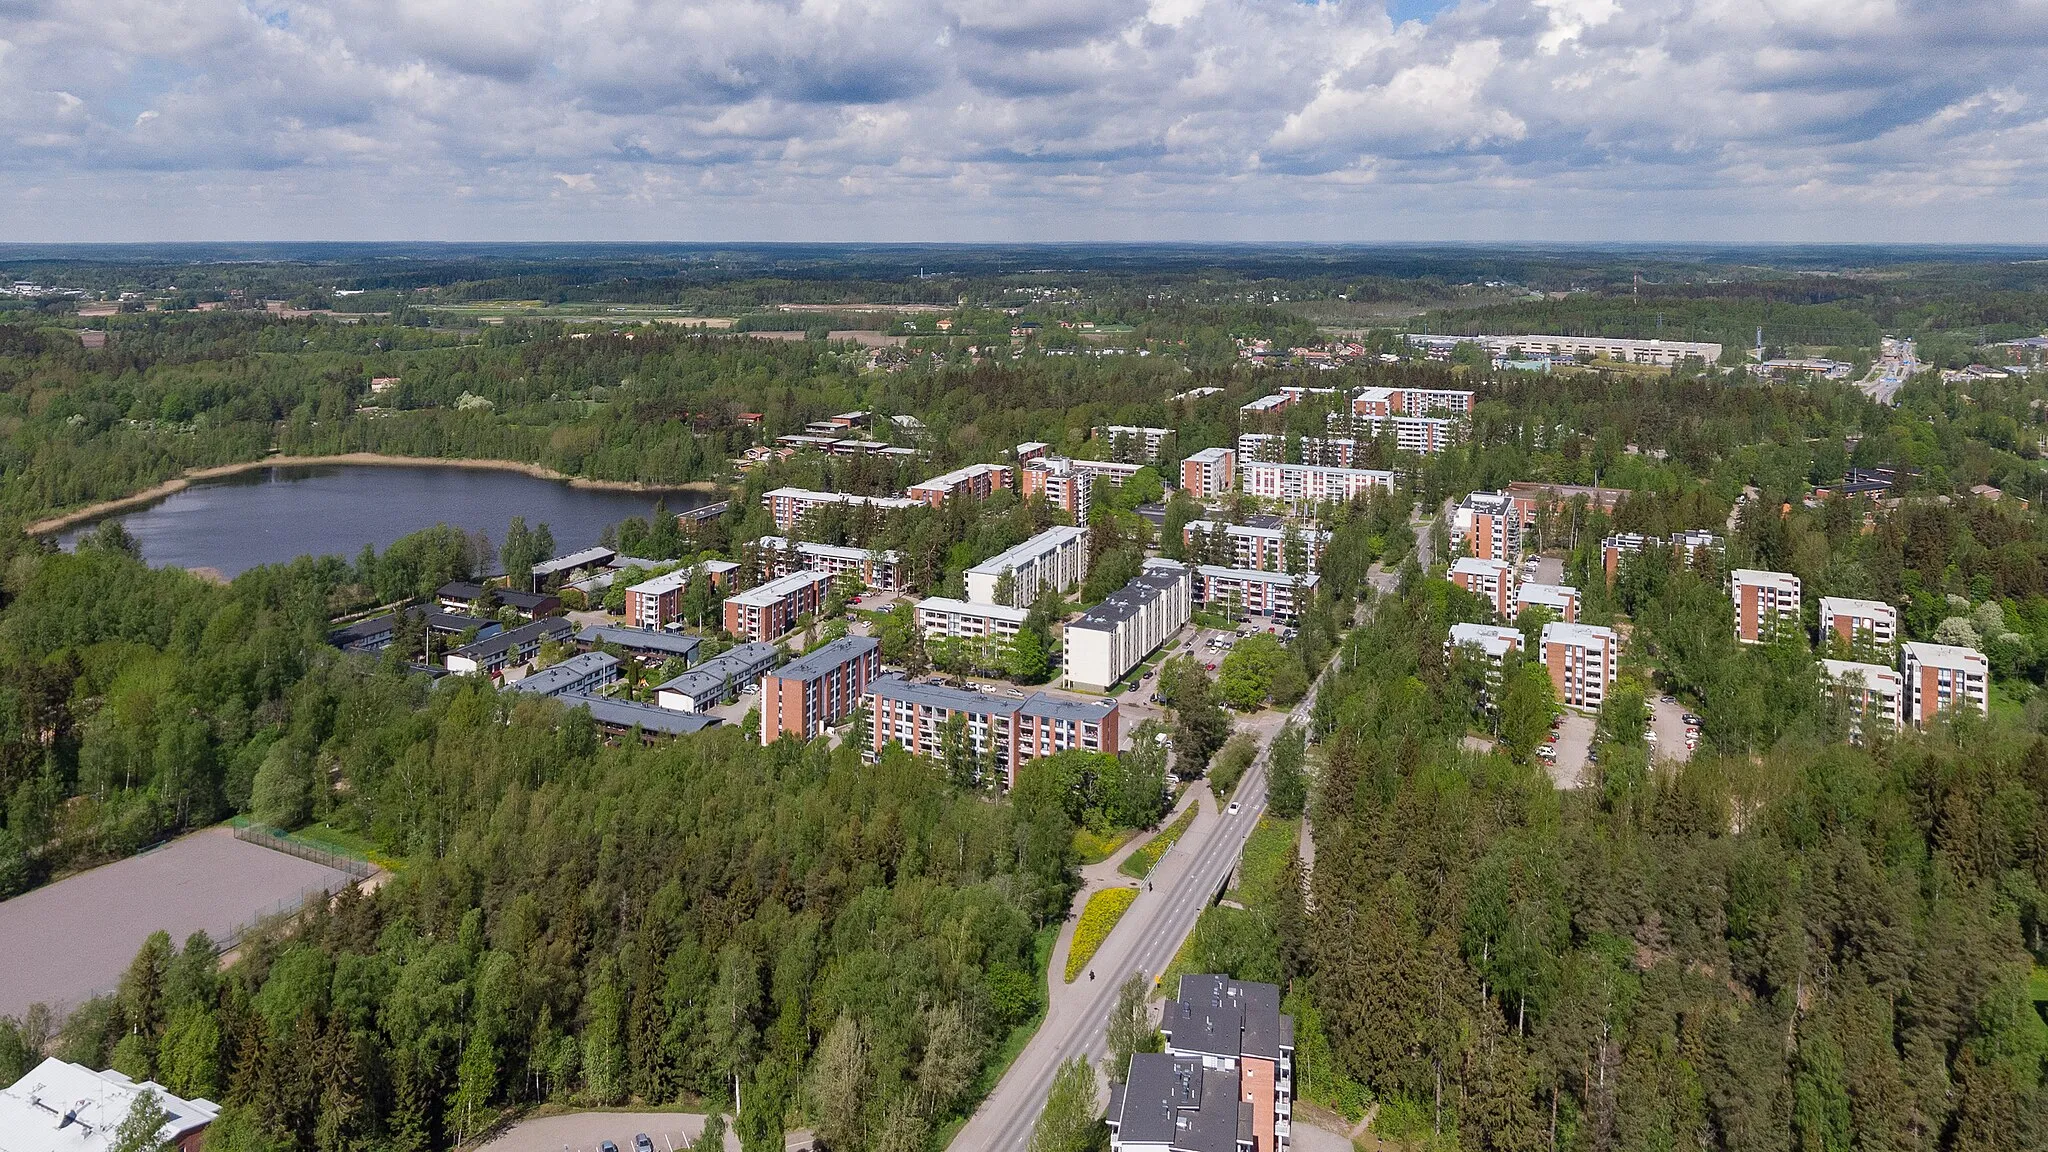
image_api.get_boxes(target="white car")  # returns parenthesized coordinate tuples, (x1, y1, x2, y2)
(1226, 801, 1241, 815)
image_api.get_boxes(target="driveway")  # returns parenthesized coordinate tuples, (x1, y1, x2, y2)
(1548, 711, 1596, 789)
(480, 1111, 737, 1152)
(1527, 554, 1565, 586)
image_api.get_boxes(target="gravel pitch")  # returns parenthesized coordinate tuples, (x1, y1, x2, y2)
(0, 826, 355, 1019)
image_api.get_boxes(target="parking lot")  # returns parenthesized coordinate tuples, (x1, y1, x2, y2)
(479, 1111, 736, 1152)
(1542, 711, 1597, 788)
(1650, 696, 1699, 763)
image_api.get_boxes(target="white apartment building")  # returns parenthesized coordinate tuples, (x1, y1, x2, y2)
(1065, 565, 1192, 690)
(1900, 641, 1990, 726)
(1163, 559, 1320, 620)
(1450, 557, 1515, 618)
(1236, 432, 1286, 463)
(1406, 333, 1722, 366)
(1541, 621, 1619, 710)
(754, 535, 905, 590)
(1353, 413, 1460, 455)
(965, 525, 1089, 606)
(1448, 622, 1524, 666)
(1352, 385, 1476, 418)
(1243, 460, 1396, 507)
(1517, 582, 1581, 623)
(1819, 659, 1905, 741)
(1450, 491, 1522, 563)
(1096, 425, 1173, 459)
(763, 487, 920, 532)
(1819, 596, 1898, 651)
(916, 596, 1031, 642)
(1731, 569, 1802, 643)
(1183, 520, 1331, 574)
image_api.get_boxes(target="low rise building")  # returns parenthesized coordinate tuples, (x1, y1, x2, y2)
(1180, 446, 1236, 498)
(1242, 460, 1395, 507)
(863, 676, 1120, 788)
(907, 462, 1013, 506)
(761, 636, 880, 742)
(576, 624, 701, 664)
(1180, 562, 1319, 620)
(1450, 491, 1521, 563)
(654, 642, 779, 712)
(0, 1058, 221, 1152)
(763, 487, 920, 532)
(1065, 565, 1193, 689)
(1819, 659, 1905, 741)
(436, 581, 561, 619)
(1450, 557, 1516, 618)
(1819, 596, 1898, 651)
(1541, 621, 1619, 710)
(527, 546, 617, 591)
(754, 535, 904, 591)
(1183, 520, 1330, 574)
(723, 569, 834, 642)
(508, 651, 621, 698)
(1900, 641, 1990, 727)
(965, 525, 1089, 605)
(1731, 569, 1802, 643)
(567, 695, 723, 742)
(916, 596, 1031, 642)
(1108, 975, 1294, 1152)
(1517, 582, 1581, 623)
(446, 617, 575, 676)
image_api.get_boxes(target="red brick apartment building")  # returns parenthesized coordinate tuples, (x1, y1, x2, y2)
(722, 569, 832, 641)
(760, 636, 879, 742)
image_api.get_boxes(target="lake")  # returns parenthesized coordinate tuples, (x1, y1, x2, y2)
(56, 464, 720, 578)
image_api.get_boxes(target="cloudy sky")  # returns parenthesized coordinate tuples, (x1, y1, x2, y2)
(3, 0, 2046, 242)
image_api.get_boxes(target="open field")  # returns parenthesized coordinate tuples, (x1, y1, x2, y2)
(0, 827, 357, 1018)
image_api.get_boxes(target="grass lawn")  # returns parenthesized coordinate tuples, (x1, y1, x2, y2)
(1227, 817, 1298, 907)
(1120, 803, 1199, 879)
(1074, 826, 1137, 865)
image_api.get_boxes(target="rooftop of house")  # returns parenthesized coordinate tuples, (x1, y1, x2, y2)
(772, 636, 878, 682)
(561, 694, 724, 735)
(577, 625, 702, 660)
(508, 651, 620, 696)
(0, 1058, 219, 1152)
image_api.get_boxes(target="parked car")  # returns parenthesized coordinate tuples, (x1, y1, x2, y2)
(1660, 694, 1677, 704)
(1205, 662, 1217, 671)
(1006, 688, 1025, 698)
(636, 1136, 656, 1152)
(601, 1142, 620, 1152)
(1227, 801, 1241, 815)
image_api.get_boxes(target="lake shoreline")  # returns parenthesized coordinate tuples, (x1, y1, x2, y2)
(24, 454, 728, 536)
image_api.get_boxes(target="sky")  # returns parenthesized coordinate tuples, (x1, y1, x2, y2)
(3, 0, 2047, 243)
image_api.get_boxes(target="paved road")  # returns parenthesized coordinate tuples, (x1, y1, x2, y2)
(949, 674, 1331, 1152)
(1858, 336, 1917, 406)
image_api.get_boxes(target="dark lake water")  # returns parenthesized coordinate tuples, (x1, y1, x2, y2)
(57, 464, 720, 577)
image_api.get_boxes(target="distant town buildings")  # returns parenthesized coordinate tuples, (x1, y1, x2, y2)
(1404, 333, 1723, 366)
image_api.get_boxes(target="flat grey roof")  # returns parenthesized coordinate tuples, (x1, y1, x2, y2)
(508, 651, 619, 696)
(562, 694, 723, 735)
(656, 642, 778, 699)
(452, 616, 573, 660)
(1068, 568, 1183, 632)
(578, 625, 701, 660)
(774, 636, 878, 682)
(867, 674, 1025, 717)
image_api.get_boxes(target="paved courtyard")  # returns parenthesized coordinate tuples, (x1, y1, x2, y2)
(480, 1111, 740, 1152)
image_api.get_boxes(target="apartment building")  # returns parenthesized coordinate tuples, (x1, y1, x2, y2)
(1071, 458, 1146, 487)
(654, 642, 779, 712)
(1096, 425, 1173, 459)
(1819, 596, 1898, 651)
(1241, 392, 1293, 416)
(1352, 413, 1459, 455)
(1541, 622, 1619, 710)
(624, 562, 738, 629)
(1236, 432, 1285, 464)
(1110, 975, 1295, 1152)
(445, 617, 576, 676)
(763, 487, 920, 532)
(1242, 460, 1396, 507)
(760, 636, 880, 743)
(965, 525, 1088, 605)
(722, 569, 833, 642)
(436, 581, 561, 620)
(1517, 582, 1581, 623)
(1406, 333, 1722, 366)
(1180, 446, 1236, 498)
(1601, 533, 1657, 584)
(1183, 520, 1331, 574)
(907, 462, 1014, 506)
(1020, 456, 1092, 521)
(1180, 562, 1320, 620)
(1900, 641, 1990, 726)
(1014, 441, 1052, 464)
(864, 675, 1120, 788)
(754, 536, 905, 591)
(1819, 659, 1905, 741)
(1352, 385, 1475, 418)
(1669, 529, 1724, 564)
(1450, 491, 1521, 563)
(1065, 565, 1193, 690)
(1731, 569, 1802, 643)
(916, 596, 1031, 642)
(1450, 556, 1516, 617)
(1448, 622, 1524, 676)
(508, 651, 621, 698)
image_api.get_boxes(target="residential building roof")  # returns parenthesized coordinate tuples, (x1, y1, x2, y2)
(655, 642, 779, 700)
(1541, 621, 1616, 648)
(530, 547, 616, 579)
(774, 636, 879, 682)
(917, 596, 1031, 624)
(628, 570, 692, 596)
(726, 569, 831, 607)
(966, 525, 1086, 580)
(561, 694, 723, 735)
(508, 651, 620, 696)
(450, 617, 573, 661)
(577, 625, 702, 660)
(1068, 567, 1186, 632)
(436, 581, 557, 611)
(0, 1058, 220, 1152)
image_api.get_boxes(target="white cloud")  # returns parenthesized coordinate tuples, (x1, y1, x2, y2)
(0, 0, 2044, 239)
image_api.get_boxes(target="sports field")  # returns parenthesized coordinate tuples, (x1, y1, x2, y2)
(0, 827, 357, 1019)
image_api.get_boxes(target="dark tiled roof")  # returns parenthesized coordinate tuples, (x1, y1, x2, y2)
(774, 636, 878, 682)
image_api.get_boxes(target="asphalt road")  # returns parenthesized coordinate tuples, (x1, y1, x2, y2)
(948, 674, 1328, 1152)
